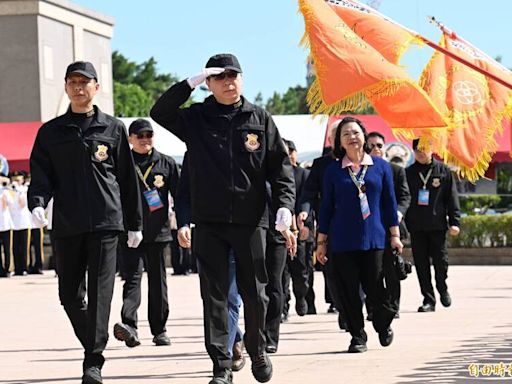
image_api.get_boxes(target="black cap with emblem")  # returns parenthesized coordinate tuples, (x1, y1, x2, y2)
(65, 61, 98, 81)
(206, 53, 242, 73)
(129, 119, 153, 135)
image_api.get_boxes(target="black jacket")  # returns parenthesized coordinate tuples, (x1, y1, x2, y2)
(28, 106, 142, 238)
(133, 149, 179, 243)
(405, 158, 461, 232)
(390, 162, 411, 239)
(299, 153, 336, 218)
(150, 80, 295, 228)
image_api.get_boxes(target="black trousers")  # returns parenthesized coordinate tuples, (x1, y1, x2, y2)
(323, 244, 347, 319)
(382, 247, 401, 313)
(410, 230, 448, 305)
(304, 241, 316, 313)
(12, 229, 28, 275)
(29, 227, 44, 270)
(0, 230, 12, 274)
(332, 249, 395, 343)
(194, 223, 268, 373)
(120, 241, 169, 336)
(264, 241, 287, 348)
(170, 230, 190, 275)
(282, 240, 309, 314)
(55, 231, 118, 369)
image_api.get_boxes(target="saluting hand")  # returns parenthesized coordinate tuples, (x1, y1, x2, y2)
(187, 67, 225, 89)
(178, 226, 192, 248)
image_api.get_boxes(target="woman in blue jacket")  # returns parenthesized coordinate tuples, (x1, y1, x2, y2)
(316, 116, 403, 353)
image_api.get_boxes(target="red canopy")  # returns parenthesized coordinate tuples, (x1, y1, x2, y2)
(0, 121, 42, 172)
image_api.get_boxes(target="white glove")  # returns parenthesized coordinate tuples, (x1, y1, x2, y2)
(275, 207, 292, 232)
(186, 67, 225, 88)
(127, 230, 143, 248)
(31, 206, 48, 227)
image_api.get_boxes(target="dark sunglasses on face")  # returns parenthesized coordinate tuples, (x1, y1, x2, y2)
(210, 71, 238, 81)
(136, 132, 153, 139)
(369, 142, 384, 149)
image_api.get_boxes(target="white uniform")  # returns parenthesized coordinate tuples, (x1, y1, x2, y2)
(0, 188, 13, 232)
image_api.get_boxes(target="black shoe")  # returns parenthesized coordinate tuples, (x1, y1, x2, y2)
(281, 313, 289, 323)
(113, 322, 140, 348)
(265, 345, 277, 354)
(306, 304, 317, 315)
(348, 339, 367, 353)
(327, 304, 338, 313)
(153, 332, 171, 346)
(440, 291, 452, 307)
(378, 328, 394, 347)
(209, 368, 233, 384)
(231, 340, 246, 372)
(394, 312, 400, 319)
(418, 303, 435, 312)
(251, 353, 273, 383)
(82, 366, 102, 384)
(295, 298, 308, 317)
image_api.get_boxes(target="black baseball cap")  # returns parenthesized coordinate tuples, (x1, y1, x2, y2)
(65, 61, 98, 81)
(205, 53, 242, 73)
(285, 139, 297, 152)
(129, 119, 153, 135)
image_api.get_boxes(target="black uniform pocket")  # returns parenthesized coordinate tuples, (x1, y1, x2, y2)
(86, 136, 116, 165)
(237, 124, 265, 153)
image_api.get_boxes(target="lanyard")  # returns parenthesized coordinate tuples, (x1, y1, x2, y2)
(135, 163, 155, 191)
(419, 168, 433, 189)
(348, 165, 368, 194)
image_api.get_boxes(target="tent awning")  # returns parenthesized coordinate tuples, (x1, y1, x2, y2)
(0, 121, 42, 172)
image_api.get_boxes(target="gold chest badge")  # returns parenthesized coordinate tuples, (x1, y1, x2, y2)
(94, 144, 109, 162)
(153, 175, 165, 188)
(432, 177, 441, 188)
(245, 133, 260, 151)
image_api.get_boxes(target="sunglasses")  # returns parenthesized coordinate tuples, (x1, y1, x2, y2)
(210, 71, 239, 81)
(136, 132, 153, 139)
(369, 142, 384, 149)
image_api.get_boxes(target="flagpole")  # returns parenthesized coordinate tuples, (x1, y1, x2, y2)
(422, 16, 512, 90)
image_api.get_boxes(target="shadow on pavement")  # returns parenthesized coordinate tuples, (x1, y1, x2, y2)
(396, 325, 512, 383)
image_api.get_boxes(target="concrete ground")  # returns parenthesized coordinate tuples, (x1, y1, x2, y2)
(1, 266, 511, 384)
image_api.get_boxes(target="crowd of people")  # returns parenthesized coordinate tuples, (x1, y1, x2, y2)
(0, 55, 462, 384)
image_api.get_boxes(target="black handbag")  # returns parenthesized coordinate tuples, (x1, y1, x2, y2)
(394, 253, 412, 281)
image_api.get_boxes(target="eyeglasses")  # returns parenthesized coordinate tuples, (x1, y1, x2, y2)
(136, 132, 153, 139)
(210, 71, 239, 81)
(369, 143, 384, 149)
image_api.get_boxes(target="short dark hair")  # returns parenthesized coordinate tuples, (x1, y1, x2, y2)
(368, 131, 385, 143)
(332, 116, 369, 159)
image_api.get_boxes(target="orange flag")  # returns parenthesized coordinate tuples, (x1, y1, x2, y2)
(420, 32, 512, 180)
(299, 0, 448, 131)
(326, 0, 423, 64)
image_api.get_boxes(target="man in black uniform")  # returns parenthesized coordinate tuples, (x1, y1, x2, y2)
(367, 132, 411, 317)
(405, 139, 461, 313)
(113, 119, 179, 348)
(28, 61, 143, 384)
(151, 53, 296, 384)
(281, 140, 310, 318)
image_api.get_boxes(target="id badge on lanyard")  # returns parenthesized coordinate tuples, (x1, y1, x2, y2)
(143, 188, 164, 212)
(348, 165, 371, 220)
(418, 189, 430, 206)
(418, 168, 432, 206)
(359, 192, 371, 220)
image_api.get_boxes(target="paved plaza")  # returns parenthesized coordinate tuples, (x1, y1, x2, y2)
(1, 266, 511, 383)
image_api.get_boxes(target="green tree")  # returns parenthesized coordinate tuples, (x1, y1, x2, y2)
(112, 51, 184, 117)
